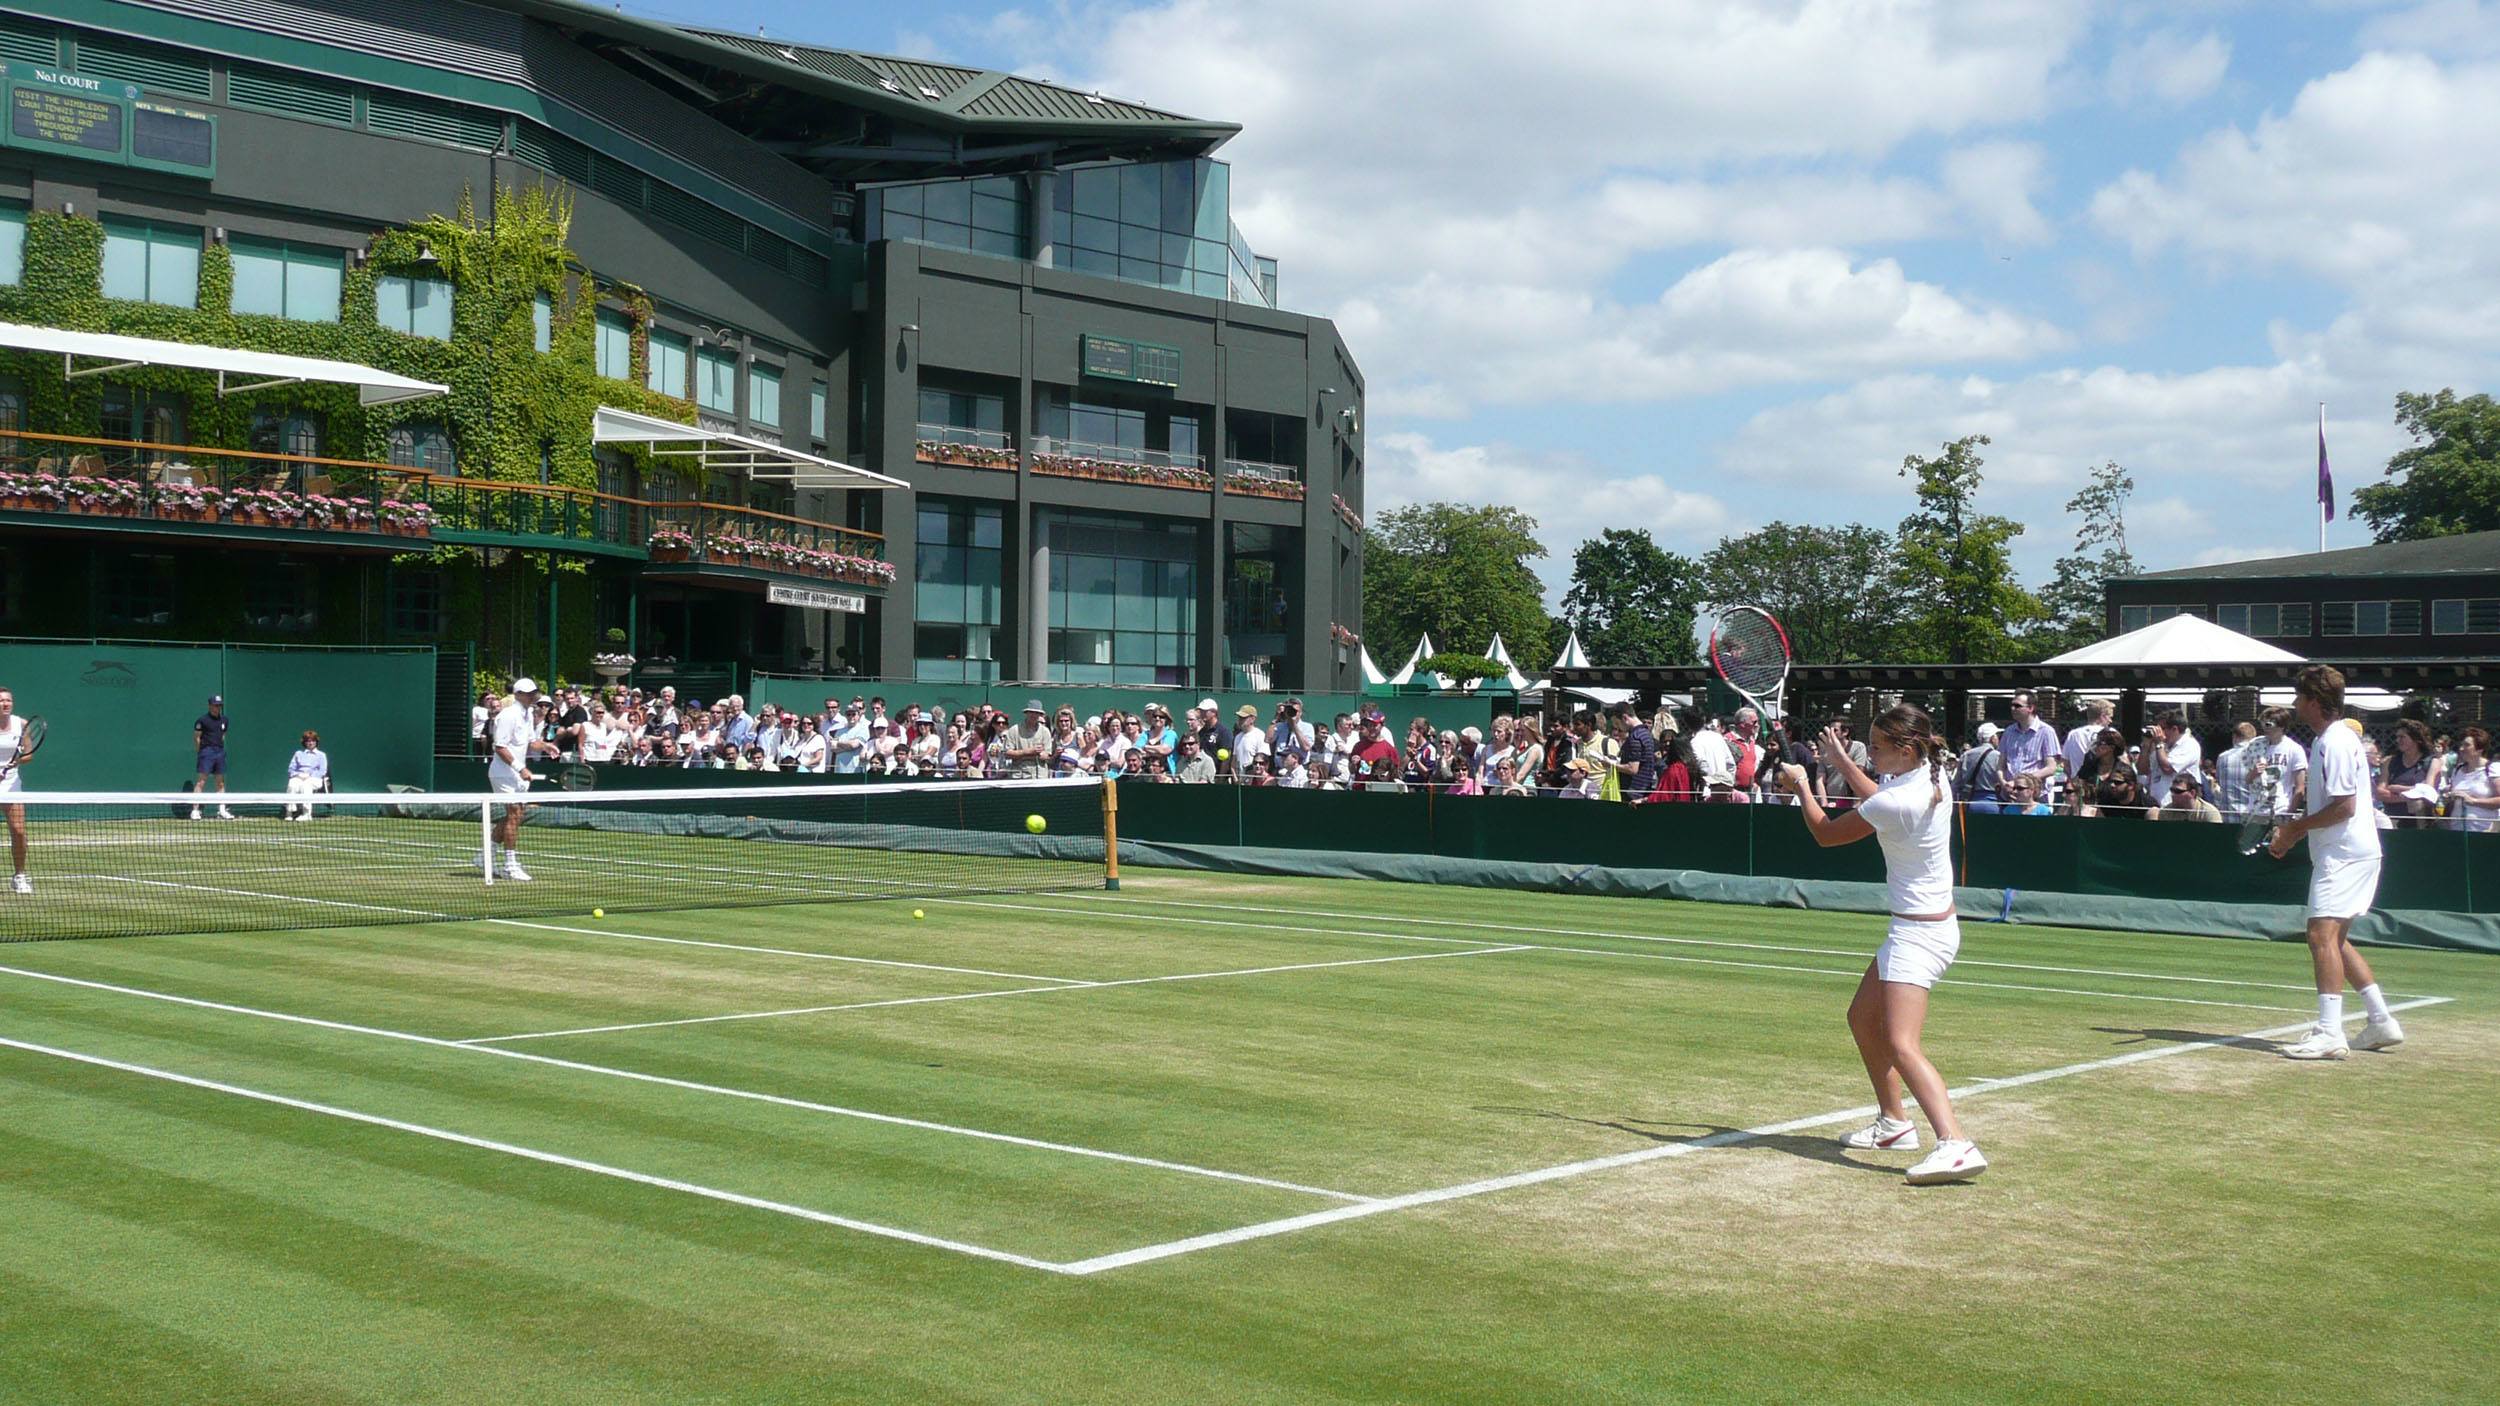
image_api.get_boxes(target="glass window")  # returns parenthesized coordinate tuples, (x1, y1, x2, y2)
(0, 204, 22, 285)
(2119, 605, 2148, 633)
(595, 310, 632, 381)
(1073, 167, 1119, 220)
(387, 423, 455, 474)
(883, 183, 924, 218)
(913, 496, 1005, 682)
(245, 562, 317, 634)
(248, 410, 322, 460)
(101, 553, 177, 628)
(1120, 164, 1160, 226)
(99, 384, 185, 455)
(924, 181, 972, 226)
(748, 364, 781, 428)
(532, 293, 553, 353)
(229, 236, 342, 322)
(695, 347, 737, 414)
(375, 274, 453, 339)
(809, 381, 827, 442)
(2216, 603, 2248, 634)
(101, 218, 201, 308)
(388, 566, 443, 636)
(647, 330, 689, 397)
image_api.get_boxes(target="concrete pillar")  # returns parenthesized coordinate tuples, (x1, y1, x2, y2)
(1026, 527, 1051, 682)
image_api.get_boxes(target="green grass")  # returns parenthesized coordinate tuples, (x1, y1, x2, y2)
(1, 869, 2494, 1403)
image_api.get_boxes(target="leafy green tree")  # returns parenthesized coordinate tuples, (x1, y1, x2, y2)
(1419, 653, 1506, 685)
(1893, 435, 2045, 663)
(1697, 522, 1907, 665)
(1560, 528, 1704, 665)
(1362, 503, 1552, 670)
(2351, 390, 2500, 542)
(2030, 460, 2139, 656)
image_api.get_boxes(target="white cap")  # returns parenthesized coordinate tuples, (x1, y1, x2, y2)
(511, 677, 540, 695)
(1197, 698, 1219, 713)
(1975, 722, 2000, 741)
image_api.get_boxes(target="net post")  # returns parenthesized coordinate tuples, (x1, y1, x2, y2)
(479, 798, 495, 887)
(1101, 775, 1120, 891)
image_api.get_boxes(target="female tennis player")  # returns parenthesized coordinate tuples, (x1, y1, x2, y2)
(1778, 704, 1986, 1185)
(0, 686, 32, 894)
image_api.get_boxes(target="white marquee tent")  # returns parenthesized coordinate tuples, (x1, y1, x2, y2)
(2046, 615, 2401, 710)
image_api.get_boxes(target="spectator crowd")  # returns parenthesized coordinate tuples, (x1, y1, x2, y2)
(470, 683, 2500, 832)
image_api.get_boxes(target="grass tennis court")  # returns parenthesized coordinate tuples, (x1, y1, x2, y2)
(2, 865, 2494, 1402)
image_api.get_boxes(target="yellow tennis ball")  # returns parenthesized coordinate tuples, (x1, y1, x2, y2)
(912, 908, 925, 919)
(1026, 814, 1047, 834)
(1217, 748, 1231, 761)
(592, 907, 604, 918)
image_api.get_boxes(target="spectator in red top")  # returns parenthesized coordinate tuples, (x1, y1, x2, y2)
(1349, 709, 1402, 788)
(1652, 731, 1697, 802)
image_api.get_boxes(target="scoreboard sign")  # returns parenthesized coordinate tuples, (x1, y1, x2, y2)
(0, 62, 214, 178)
(1079, 334, 1181, 389)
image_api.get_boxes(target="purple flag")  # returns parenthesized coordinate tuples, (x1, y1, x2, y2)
(2317, 406, 2335, 521)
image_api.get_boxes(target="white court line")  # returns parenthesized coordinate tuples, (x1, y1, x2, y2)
(484, 919, 1092, 987)
(1054, 891, 2327, 994)
(1056, 995, 2457, 1275)
(0, 1033, 1074, 1275)
(0, 962, 1367, 1204)
(996, 896, 2315, 1015)
(97, 874, 447, 920)
(459, 945, 1535, 1044)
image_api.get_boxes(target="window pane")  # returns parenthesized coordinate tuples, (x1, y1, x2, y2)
(409, 278, 451, 339)
(2120, 606, 2147, 633)
(647, 333, 687, 395)
(1121, 222, 1161, 260)
(972, 192, 1019, 234)
(970, 502, 1003, 550)
(286, 247, 342, 322)
(101, 223, 150, 300)
(970, 227, 1019, 259)
(882, 183, 923, 217)
(2357, 602, 2388, 635)
(749, 366, 780, 426)
(229, 238, 286, 316)
(2281, 604, 2313, 636)
(1067, 555, 1116, 628)
(810, 382, 828, 440)
(2434, 600, 2465, 635)
(596, 311, 632, 380)
(695, 350, 736, 412)
(924, 180, 972, 226)
(1120, 163, 1161, 226)
(1073, 167, 1118, 219)
(0, 206, 23, 285)
(532, 294, 552, 352)
(148, 227, 200, 308)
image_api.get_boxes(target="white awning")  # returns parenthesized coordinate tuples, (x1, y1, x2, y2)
(0, 320, 447, 407)
(592, 406, 906, 490)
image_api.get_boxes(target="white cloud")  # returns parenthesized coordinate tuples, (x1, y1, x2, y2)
(2105, 28, 2232, 106)
(1940, 140, 2054, 246)
(2192, 542, 2300, 568)
(2354, 0, 2500, 58)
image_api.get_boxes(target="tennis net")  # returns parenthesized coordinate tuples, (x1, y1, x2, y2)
(0, 776, 1111, 942)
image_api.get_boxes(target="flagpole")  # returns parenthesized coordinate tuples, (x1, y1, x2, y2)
(2317, 402, 2328, 554)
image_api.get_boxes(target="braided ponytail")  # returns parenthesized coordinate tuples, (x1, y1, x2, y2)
(1870, 703, 1948, 806)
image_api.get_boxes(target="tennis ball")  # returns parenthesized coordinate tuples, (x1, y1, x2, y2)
(912, 908, 925, 920)
(1217, 748, 1231, 761)
(1026, 813, 1047, 834)
(592, 907, 604, 918)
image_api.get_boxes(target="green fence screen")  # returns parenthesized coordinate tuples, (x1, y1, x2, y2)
(745, 677, 1508, 738)
(2, 641, 436, 793)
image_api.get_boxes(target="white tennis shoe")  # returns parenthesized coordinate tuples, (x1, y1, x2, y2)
(2350, 1017, 2405, 1052)
(2280, 1028, 2350, 1061)
(1842, 1116, 1921, 1152)
(503, 863, 532, 883)
(1905, 1139, 1987, 1185)
(10, 873, 28, 895)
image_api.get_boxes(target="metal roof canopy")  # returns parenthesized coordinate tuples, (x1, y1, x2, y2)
(0, 321, 448, 407)
(591, 406, 906, 489)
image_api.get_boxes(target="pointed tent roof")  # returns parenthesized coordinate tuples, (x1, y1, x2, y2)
(1386, 634, 1439, 687)
(1550, 630, 1592, 672)
(1468, 633, 1535, 693)
(2044, 614, 2306, 667)
(1359, 645, 1388, 688)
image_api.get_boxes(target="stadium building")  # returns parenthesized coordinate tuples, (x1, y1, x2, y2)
(2107, 530, 2500, 661)
(0, 0, 1366, 693)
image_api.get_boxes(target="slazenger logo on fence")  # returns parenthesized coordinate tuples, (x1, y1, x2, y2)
(79, 661, 139, 687)
(766, 584, 866, 614)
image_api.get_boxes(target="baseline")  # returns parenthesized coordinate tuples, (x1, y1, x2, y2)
(1058, 995, 2456, 1275)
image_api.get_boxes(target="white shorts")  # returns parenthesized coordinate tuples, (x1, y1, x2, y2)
(2308, 855, 2380, 921)
(1874, 915, 1962, 989)
(0, 768, 19, 795)
(488, 764, 531, 797)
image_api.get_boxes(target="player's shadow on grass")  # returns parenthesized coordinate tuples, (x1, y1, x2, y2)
(2091, 1026, 2287, 1054)
(1471, 1106, 1898, 1176)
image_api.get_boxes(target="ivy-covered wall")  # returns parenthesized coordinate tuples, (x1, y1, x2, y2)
(0, 185, 704, 677)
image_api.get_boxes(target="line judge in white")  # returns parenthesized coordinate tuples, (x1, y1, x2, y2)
(1776, 704, 1986, 1186)
(488, 678, 556, 882)
(2265, 665, 2406, 1060)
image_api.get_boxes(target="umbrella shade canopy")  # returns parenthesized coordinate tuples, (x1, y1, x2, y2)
(0, 319, 447, 406)
(2046, 614, 2306, 666)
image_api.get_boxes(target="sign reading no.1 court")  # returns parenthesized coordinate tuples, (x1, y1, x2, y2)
(0, 61, 215, 177)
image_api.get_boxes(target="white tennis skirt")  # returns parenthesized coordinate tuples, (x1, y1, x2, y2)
(1875, 914, 1962, 989)
(2308, 855, 2381, 921)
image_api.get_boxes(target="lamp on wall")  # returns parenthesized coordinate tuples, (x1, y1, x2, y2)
(896, 323, 920, 372)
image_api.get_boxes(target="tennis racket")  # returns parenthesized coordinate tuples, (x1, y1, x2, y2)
(554, 762, 596, 792)
(0, 715, 46, 783)
(2236, 737, 2279, 855)
(1708, 606, 1793, 730)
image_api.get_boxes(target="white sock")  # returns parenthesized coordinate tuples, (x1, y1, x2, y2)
(2359, 984, 2393, 1022)
(502, 848, 518, 863)
(2318, 993, 2344, 1030)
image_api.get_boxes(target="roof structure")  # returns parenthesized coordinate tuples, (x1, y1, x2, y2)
(591, 406, 904, 490)
(2126, 530, 2500, 582)
(2044, 615, 2307, 667)
(497, 1, 1236, 181)
(0, 321, 446, 407)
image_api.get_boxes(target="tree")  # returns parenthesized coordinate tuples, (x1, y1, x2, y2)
(1362, 502, 1552, 671)
(2030, 460, 2139, 656)
(1697, 522, 1907, 665)
(2351, 390, 2500, 542)
(1560, 528, 1703, 665)
(1892, 435, 2045, 663)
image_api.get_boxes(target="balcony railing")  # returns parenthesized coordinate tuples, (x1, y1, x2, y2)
(1029, 435, 1212, 491)
(0, 427, 437, 539)
(642, 500, 896, 589)
(913, 423, 1017, 471)
(422, 477, 643, 552)
(1222, 457, 1307, 501)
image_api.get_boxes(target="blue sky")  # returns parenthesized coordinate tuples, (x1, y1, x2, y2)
(633, 1, 2500, 608)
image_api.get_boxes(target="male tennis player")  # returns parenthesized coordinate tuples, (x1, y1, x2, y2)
(190, 694, 234, 820)
(1, 686, 30, 893)
(488, 678, 551, 882)
(2268, 665, 2404, 1059)
(1779, 705, 1986, 1184)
